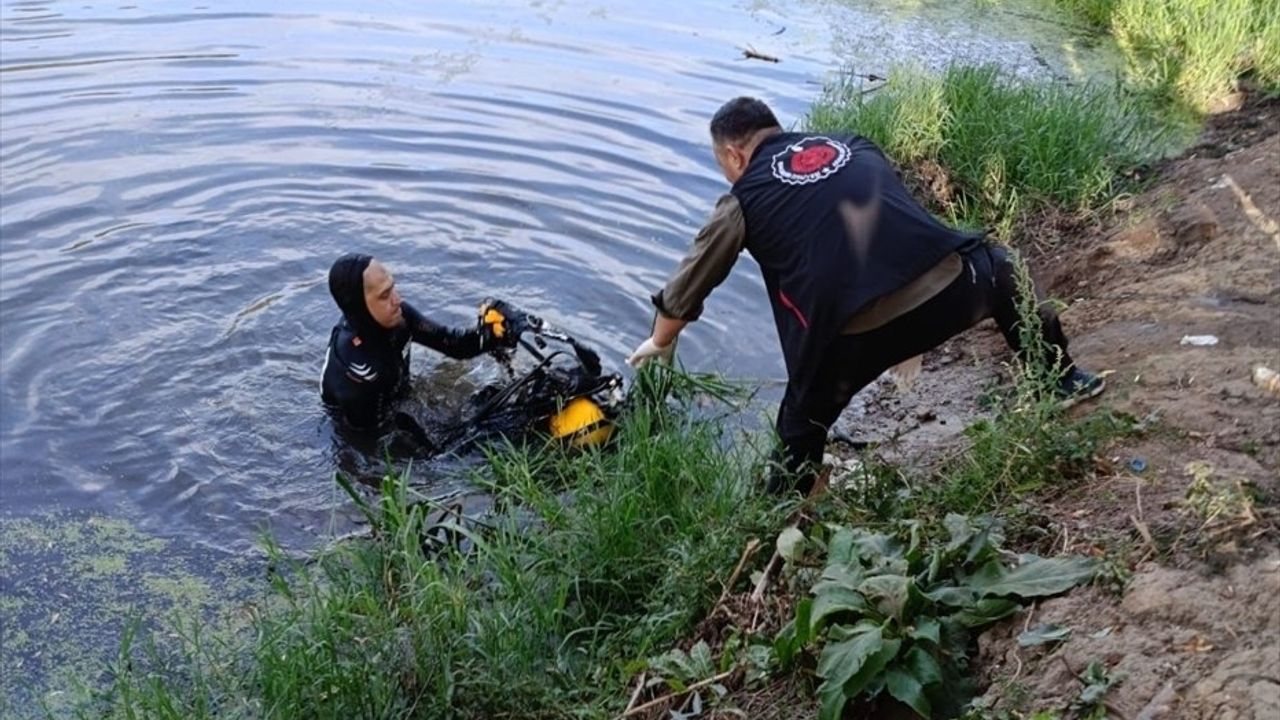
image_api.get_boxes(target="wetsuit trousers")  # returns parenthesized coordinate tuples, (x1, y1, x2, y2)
(771, 242, 1074, 494)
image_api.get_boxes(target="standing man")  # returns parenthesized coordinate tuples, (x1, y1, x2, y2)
(627, 97, 1103, 494)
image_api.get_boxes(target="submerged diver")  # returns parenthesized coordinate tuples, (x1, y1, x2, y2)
(320, 253, 514, 434)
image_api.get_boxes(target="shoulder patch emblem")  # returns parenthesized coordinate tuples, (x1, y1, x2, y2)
(770, 136, 851, 185)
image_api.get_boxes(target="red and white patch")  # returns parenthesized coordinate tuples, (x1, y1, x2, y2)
(770, 136, 850, 185)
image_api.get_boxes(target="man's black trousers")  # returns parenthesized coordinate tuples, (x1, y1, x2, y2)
(772, 242, 1075, 494)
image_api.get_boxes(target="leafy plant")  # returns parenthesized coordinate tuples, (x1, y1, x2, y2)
(1068, 660, 1125, 719)
(773, 515, 1097, 719)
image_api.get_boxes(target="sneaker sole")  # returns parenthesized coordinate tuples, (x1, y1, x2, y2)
(1057, 378, 1106, 410)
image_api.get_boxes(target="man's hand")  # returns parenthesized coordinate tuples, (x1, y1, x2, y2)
(626, 336, 674, 367)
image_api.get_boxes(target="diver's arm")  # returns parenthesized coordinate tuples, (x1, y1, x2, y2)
(402, 302, 486, 359)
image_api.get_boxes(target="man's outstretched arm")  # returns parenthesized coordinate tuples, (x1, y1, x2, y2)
(628, 193, 746, 366)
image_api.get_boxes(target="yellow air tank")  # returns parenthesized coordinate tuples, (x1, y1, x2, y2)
(548, 397, 614, 448)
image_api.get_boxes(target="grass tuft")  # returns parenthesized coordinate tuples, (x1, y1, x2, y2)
(807, 64, 1160, 239)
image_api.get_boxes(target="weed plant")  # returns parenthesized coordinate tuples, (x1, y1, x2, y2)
(1052, 0, 1280, 112)
(72, 366, 783, 720)
(913, 255, 1131, 521)
(806, 65, 1159, 239)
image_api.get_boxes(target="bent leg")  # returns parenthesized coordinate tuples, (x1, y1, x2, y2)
(770, 256, 1030, 495)
(980, 244, 1074, 372)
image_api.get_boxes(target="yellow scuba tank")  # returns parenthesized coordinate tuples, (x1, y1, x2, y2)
(548, 396, 614, 448)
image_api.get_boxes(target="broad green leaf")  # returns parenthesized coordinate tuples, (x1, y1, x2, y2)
(777, 526, 807, 563)
(1018, 623, 1072, 647)
(811, 583, 869, 634)
(854, 532, 899, 563)
(964, 521, 1002, 565)
(845, 638, 902, 699)
(901, 645, 943, 687)
(794, 596, 814, 648)
(967, 559, 1006, 588)
(859, 575, 911, 620)
(926, 549, 944, 584)
(689, 641, 714, 675)
(828, 619, 881, 641)
(904, 520, 924, 566)
(828, 526, 856, 566)
(943, 513, 974, 553)
(817, 626, 885, 690)
(952, 597, 1020, 628)
(972, 556, 1097, 598)
(774, 618, 799, 669)
(886, 666, 932, 718)
(907, 618, 942, 645)
(818, 676, 851, 720)
(817, 564, 865, 591)
(926, 586, 976, 608)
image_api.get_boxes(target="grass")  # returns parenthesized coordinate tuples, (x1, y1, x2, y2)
(69, 367, 786, 720)
(806, 64, 1161, 239)
(1051, 0, 1280, 112)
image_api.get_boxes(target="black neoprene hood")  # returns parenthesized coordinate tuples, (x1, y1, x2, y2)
(328, 253, 385, 341)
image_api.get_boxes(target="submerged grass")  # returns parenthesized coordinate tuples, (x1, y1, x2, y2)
(73, 368, 785, 720)
(806, 64, 1160, 239)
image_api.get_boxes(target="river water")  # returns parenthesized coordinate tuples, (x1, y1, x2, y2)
(0, 2, 1120, 704)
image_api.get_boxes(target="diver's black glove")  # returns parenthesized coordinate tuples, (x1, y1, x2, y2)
(477, 298, 521, 350)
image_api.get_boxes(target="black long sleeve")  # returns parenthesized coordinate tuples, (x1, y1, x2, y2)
(402, 302, 486, 360)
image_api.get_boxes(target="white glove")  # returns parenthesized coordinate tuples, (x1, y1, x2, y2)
(626, 336, 674, 367)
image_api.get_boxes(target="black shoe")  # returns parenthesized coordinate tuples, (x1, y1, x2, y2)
(1056, 368, 1105, 409)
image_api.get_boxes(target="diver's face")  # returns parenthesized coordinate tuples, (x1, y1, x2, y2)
(363, 260, 403, 329)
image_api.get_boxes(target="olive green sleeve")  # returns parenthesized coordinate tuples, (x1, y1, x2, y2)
(651, 194, 746, 321)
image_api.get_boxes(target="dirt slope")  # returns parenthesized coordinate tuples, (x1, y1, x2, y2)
(857, 98, 1280, 718)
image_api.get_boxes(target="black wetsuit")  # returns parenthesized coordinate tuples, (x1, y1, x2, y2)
(320, 253, 488, 432)
(321, 302, 487, 430)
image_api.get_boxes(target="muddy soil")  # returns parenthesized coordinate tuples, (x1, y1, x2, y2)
(871, 97, 1280, 718)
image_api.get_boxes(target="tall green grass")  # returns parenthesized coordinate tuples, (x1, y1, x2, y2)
(1053, 0, 1280, 111)
(73, 369, 784, 720)
(807, 64, 1159, 238)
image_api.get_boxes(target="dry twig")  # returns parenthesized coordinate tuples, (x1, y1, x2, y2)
(717, 538, 762, 609)
(617, 670, 736, 718)
(740, 45, 779, 63)
(623, 672, 647, 714)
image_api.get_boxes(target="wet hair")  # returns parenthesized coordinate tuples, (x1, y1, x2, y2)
(709, 97, 780, 146)
(328, 253, 385, 340)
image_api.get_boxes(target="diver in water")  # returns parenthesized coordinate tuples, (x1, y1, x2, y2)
(320, 253, 514, 434)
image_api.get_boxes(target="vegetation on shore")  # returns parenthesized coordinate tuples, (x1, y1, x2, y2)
(1051, 0, 1280, 112)
(68, 370, 786, 719)
(809, 0, 1278, 242)
(807, 64, 1161, 239)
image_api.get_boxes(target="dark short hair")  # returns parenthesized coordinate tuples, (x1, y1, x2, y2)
(710, 97, 780, 146)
